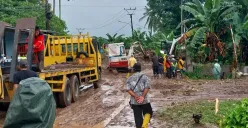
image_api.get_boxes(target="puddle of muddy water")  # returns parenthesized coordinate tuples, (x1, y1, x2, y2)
(101, 85, 112, 91)
(102, 96, 124, 108)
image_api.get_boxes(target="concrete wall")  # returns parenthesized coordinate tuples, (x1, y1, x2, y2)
(192, 63, 245, 77)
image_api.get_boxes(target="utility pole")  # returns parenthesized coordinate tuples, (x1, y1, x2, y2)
(45, 0, 50, 30)
(76, 28, 85, 35)
(53, 0, 55, 14)
(124, 7, 136, 38)
(181, 0, 184, 34)
(59, 0, 61, 18)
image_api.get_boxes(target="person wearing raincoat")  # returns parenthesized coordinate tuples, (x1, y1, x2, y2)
(212, 59, 221, 80)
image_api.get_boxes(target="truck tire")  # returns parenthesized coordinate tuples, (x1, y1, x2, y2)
(58, 78, 72, 107)
(70, 75, 79, 102)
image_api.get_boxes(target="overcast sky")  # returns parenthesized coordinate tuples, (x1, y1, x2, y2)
(48, 0, 148, 37)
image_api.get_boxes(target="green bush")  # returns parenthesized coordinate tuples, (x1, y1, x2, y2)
(220, 98, 248, 128)
(184, 64, 214, 79)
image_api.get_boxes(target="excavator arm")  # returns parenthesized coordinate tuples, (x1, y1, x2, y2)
(128, 41, 149, 59)
(168, 28, 198, 55)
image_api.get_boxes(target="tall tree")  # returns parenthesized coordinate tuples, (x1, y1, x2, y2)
(140, 0, 205, 34)
(0, 0, 67, 35)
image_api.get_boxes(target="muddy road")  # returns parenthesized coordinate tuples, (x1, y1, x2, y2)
(1, 65, 248, 127)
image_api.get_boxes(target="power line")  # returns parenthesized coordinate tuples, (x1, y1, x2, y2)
(85, 12, 126, 30)
(114, 22, 131, 34)
(55, 5, 146, 8)
(0, 6, 44, 11)
(84, 9, 124, 29)
(118, 21, 147, 29)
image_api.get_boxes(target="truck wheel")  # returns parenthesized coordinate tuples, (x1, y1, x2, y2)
(58, 78, 72, 107)
(70, 75, 79, 102)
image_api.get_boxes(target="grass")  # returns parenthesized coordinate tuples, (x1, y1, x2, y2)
(184, 72, 215, 80)
(158, 100, 241, 127)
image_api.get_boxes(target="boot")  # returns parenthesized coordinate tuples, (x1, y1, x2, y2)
(142, 113, 151, 128)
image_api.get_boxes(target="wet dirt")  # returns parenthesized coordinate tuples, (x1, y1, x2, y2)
(1, 62, 248, 128)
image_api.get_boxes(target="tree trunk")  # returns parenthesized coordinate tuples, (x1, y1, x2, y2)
(230, 25, 238, 79)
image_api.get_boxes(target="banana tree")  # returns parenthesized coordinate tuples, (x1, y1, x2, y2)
(180, 0, 241, 61)
(106, 33, 124, 43)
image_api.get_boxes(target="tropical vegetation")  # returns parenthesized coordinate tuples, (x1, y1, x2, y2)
(0, 0, 67, 35)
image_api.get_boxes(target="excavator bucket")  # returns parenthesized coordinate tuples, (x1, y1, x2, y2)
(9, 18, 36, 82)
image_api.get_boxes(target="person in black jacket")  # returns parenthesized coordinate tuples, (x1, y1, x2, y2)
(158, 55, 164, 78)
(151, 52, 159, 78)
(13, 60, 38, 93)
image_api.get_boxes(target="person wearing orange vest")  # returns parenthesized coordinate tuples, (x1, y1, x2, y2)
(177, 57, 185, 77)
(163, 54, 167, 75)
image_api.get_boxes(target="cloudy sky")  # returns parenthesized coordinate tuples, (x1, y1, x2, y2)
(48, 0, 148, 37)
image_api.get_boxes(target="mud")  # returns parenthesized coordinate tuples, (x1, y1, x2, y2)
(1, 62, 248, 128)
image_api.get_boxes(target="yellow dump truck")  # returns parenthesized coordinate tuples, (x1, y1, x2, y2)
(0, 18, 101, 108)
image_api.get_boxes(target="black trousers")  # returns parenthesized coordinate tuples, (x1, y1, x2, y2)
(166, 67, 172, 78)
(132, 103, 153, 128)
(153, 66, 159, 76)
(37, 50, 44, 71)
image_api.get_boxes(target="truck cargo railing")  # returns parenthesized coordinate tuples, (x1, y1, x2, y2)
(44, 33, 97, 67)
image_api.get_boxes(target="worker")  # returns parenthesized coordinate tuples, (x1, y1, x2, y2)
(212, 59, 221, 79)
(163, 54, 167, 75)
(171, 58, 176, 78)
(128, 55, 137, 72)
(126, 63, 153, 128)
(151, 52, 159, 78)
(13, 59, 38, 93)
(33, 26, 45, 71)
(166, 58, 172, 78)
(158, 55, 164, 78)
(177, 56, 185, 78)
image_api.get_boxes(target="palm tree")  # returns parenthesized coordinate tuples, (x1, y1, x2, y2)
(132, 30, 146, 42)
(232, 0, 248, 29)
(106, 33, 124, 43)
(181, 0, 241, 61)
